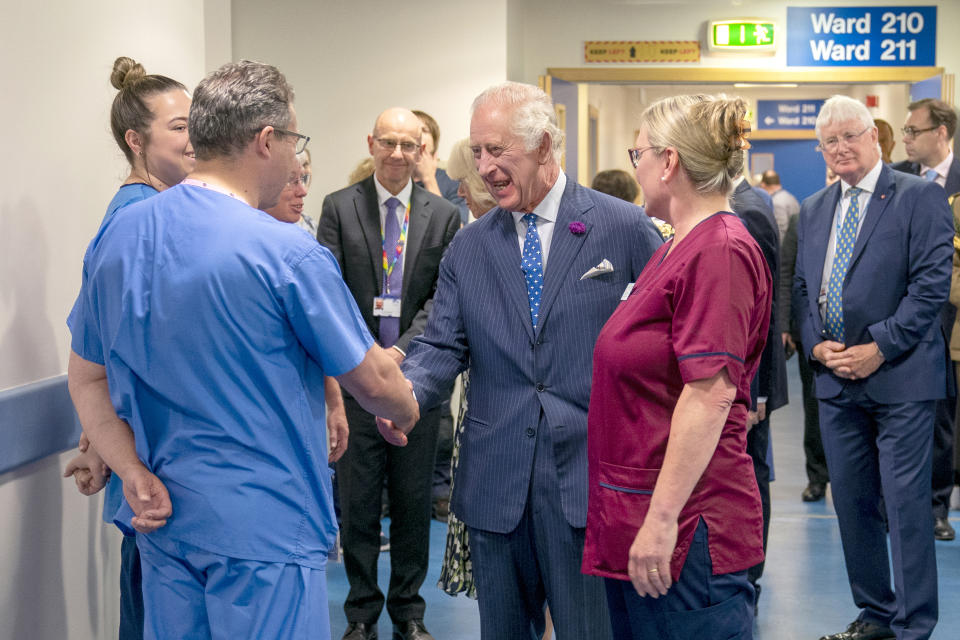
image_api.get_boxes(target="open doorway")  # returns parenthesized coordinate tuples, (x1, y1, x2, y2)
(542, 67, 948, 202)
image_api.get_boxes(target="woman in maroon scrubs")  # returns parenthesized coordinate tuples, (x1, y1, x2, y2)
(582, 94, 772, 639)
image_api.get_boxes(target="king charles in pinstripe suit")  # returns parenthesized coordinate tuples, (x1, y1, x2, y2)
(380, 83, 662, 639)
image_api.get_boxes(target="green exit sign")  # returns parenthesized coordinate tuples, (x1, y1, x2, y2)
(709, 19, 777, 53)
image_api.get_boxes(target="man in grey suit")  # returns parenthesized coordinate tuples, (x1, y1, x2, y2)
(317, 107, 460, 640)
(379, 82, 662, 639)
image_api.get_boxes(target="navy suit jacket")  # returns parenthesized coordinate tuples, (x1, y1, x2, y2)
(402, 176, 663, 533)
(890, 155, 960, 196)
(731, 180, 788, 412)
(793, 164, 953, 402)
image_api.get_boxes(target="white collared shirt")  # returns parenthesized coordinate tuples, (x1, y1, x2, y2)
(373, 175, 413, 273)
(818, 159, 884, 316)
(921, 151, 954, 189)
(510, 172, 566, 270)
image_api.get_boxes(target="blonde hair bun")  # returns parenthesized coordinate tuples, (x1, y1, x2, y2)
(110, 56, 147, 90)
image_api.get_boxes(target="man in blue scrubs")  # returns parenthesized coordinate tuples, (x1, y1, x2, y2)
(67, 61, 420, 640)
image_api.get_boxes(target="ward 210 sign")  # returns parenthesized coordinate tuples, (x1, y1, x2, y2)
(786, 6, 936, 67)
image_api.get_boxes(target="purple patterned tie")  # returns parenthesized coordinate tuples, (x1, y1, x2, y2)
(380, 197, 403, 347)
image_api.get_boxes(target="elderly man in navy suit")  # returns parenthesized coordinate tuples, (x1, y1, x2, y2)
(379, 82, 662, 639)
(794, 95, 953, 640)
(891, 97, 960, 541)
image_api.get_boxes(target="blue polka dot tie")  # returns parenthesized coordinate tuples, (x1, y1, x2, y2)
(824, 187, 862, 342)
(521, 213, 543, 329)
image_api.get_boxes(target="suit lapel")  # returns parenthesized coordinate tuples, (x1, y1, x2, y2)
(536, 178, 592, 334)
(403, 186, 431, 293)
(355, 177, 383, 290)
(488, 208, 536, 342)
(946, 157, 960, 196)
(848, 166, 894, 271)
(806, 183, 841, 297)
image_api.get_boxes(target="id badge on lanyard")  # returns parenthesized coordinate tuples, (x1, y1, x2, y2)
(374, 203, 409, 318)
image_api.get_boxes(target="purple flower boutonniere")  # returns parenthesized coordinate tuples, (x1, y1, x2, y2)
(569, 221, 586, 235)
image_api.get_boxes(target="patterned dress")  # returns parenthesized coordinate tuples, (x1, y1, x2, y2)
(437, 371, 476, 598)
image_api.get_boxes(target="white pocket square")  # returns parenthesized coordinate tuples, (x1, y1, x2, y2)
(580, 258, 614, 280)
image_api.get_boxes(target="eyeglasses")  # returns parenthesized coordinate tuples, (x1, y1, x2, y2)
(816, 126, 870, 154)
(901, 125, 939, 139)
(299, 172, 312, 188)
(273, 127, 311, 154)
(627, 146, 658, 168)
(376, 137, 420, 154)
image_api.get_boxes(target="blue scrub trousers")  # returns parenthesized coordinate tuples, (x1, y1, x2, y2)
(603, 519, 754, 640)
(137, 534, 330, 640)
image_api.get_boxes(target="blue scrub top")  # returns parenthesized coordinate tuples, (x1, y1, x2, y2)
(73, 183, 161, 530)
(68, 184, 372, 568)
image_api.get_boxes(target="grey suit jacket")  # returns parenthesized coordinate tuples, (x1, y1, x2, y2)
(317, 175, 460, 353)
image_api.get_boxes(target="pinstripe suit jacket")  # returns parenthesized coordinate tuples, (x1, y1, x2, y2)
(402, 176, 663, 533)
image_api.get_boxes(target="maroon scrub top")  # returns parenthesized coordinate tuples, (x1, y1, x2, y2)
(582, 212, 771, 582)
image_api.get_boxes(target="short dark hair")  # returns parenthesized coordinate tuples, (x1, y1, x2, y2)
(109, 56, 187, 165)
(189, 60, 295, 161)
(908, 98, 958, 138)
(760, 170, 781, 186)
(591, 169, 638, 203)
(412, 110, 440, 152)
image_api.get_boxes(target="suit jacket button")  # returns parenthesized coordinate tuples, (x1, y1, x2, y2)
(526, 427, 536, 437)
(536, 383, 545, 392)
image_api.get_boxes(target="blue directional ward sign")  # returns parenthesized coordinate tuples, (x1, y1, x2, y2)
(787, 6, 936, 67)
(756, 100, 824, 130)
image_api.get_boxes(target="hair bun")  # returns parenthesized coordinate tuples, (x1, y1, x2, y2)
(110, 56, 146, 90)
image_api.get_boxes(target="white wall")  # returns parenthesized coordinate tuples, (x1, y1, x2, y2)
(231, 0, 509, 205)
(0, 2, 223, 638)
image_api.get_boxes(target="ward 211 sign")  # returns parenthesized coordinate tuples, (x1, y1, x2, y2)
(787, 6, 935, 66)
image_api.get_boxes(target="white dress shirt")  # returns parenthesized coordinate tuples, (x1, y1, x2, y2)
(510, 172, 566, 270)
(373, 176, 413, 274)
(818, 159, 883, 320)
(921, 151, 954, 189)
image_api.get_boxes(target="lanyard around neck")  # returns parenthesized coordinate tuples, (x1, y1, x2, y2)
(381, 201, 411, 289)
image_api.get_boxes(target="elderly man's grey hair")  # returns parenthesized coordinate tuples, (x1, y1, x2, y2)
(189, 60, 295, 161)
(471, 82, 565, 164)
(815, 95, 873, 141)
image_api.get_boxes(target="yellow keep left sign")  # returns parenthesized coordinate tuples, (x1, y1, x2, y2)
(584, 41, 700, 63)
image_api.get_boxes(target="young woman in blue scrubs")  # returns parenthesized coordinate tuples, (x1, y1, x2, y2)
(64, 55, 194, 640)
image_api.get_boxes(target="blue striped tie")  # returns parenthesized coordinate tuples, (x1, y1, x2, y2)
(824, 187, 862, 342)
(520, 213, 543, 329)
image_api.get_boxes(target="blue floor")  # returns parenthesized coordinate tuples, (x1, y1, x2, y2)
(326, 363, 960, 639)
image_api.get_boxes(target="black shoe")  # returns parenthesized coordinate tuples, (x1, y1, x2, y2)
(819, 619, 895, 640)
(342, 622, 378, 640)
(934, 516, 956, 541)
(393, 619, 434, 640)
(802, 482, 826, 502)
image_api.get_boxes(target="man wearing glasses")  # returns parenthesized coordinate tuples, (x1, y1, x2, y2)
(892, 99, 960, 543)
(67, 62, 420, 639)
(794, 95, 953, 640)
(317, 107, 460, 640)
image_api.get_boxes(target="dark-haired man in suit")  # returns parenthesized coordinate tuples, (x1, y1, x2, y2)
(378, 82, 662, 639)
(891, 97, 960, 541)
(795, 95, 953, 640)
(317, 107, 460, 640)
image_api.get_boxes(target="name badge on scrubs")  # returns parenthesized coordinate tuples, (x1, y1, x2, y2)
(373, 296, 401, 317)
(620, 283, 635, 300)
